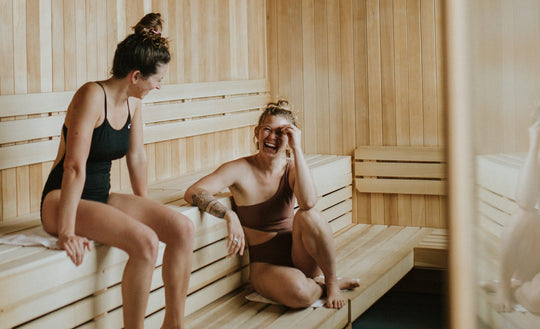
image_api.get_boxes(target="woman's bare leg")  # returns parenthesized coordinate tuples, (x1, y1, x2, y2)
(515, 274, 540, 313)
(42, 191, 159, 329)
(108, 193, 195, 329)
(250, 263, 323, 308)
(291, 208, 359, 308)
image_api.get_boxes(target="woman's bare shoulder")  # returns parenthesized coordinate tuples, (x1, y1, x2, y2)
(65, 82, 104, 122)
(218, 156, 254, 174)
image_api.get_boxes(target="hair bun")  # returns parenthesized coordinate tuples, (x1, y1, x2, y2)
(131, 12, 169, 50)
(133, 12, 163, 34)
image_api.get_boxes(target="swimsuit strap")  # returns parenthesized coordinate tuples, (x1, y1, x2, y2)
(95, 81, 131, 120)
(95, 81, 108, 117)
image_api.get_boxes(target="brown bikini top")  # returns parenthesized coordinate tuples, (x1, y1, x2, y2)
(233, 161, 295, 232)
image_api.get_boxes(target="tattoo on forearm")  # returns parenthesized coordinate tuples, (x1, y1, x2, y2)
(208, 201, 227, 218)
(192, 191, 227, 218)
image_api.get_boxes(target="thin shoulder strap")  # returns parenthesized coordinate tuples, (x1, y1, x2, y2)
(95, 81, 107, 117)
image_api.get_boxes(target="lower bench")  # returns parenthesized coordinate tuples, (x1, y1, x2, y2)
(183, 224, 446, 329)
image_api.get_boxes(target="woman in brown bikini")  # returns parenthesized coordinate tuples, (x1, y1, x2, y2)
(185, 100, 359, 309)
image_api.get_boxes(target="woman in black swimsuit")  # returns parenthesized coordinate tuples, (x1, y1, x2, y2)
(40, 13, 194, 329)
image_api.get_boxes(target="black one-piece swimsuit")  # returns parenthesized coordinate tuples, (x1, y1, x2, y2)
(40, 82, 131, 213)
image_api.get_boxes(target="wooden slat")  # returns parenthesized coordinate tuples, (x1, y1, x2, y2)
(0, 79, 268, 118)
(0, 139, 60, 170)
(356, 178, 446, 195)
(355, 161, 445, 178)
(144, 109, 258, 150)
(142, 94, 269, 124)
(355, 146, 445, 162)
(0, 115, 64, 144)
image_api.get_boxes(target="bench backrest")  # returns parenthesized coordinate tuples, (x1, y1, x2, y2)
(354, 146, 447, 228)
(354, 146, 446, 195)
(0, 79, 270, 222)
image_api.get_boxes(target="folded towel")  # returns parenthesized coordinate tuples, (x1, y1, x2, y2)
(0, 226, 59, 249)
(245, 291, 326, 308)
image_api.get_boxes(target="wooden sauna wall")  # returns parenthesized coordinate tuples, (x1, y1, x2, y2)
(0, 0, 266, 221)
(470, 0, 540, 155)
(266, 0, 446, 228)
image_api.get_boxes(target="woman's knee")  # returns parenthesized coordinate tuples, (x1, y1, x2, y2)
(294, 208, 325, 231)
(128, 227, 160, 264)
(163, 212, 195, 247)
(287, 281, 320, 308)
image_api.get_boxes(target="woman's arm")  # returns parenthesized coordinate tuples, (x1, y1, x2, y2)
(57, 83, 101, 264)
(282, 125, 317, 209)
(185, 161, 245, 256)
(126, 99, 148, 198)
(515, 121, 540, 210)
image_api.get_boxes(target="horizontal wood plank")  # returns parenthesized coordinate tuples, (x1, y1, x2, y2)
(355, 161, 445, 178)
(143, 110, 261, 144)
(355, 146, 445, 162)
(355, 178, 446, 195)
(0, 80, 269, 118)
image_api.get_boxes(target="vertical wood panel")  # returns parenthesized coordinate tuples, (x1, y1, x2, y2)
(39, 0, 52, 92)
(328, 0, 343, 155)
(0, 0, 14, 94)
(218, 0, 231, 81)
(301, 0, 317, 154)
(380, 0, 395, 146)
(75, 0, 87, 87)
(340, 0, 355, 156)
(51, 0, 64, 91)
(353, 0, 370, 224)
(13, 0, 27, 94)
(276, 1, 291, 99)
(289, 0, 303, 145)
(314, 0, 330, 154)
(29, 164, 42, 212)
(16, 166, 30, 215)
(26, 0, 41, 93)
(366, 0, 384, 224)
(2, 169, 16, 218)
(63, 0, 76, 90)
(393, 0, 412, 226)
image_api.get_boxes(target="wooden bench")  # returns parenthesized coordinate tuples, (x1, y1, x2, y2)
(0, 154, 353, 329)
(476, 152, 540, 329)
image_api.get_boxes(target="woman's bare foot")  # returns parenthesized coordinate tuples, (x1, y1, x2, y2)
(314, 275, 360, 290)
(313, 276, 360, 308)
(326, 282, 346, 308)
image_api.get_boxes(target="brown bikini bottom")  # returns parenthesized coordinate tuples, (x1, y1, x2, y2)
(248, 230, 294, 267)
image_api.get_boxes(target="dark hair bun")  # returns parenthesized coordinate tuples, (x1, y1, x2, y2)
(132, 13, 169, 49)
(133, 13, 163, 34)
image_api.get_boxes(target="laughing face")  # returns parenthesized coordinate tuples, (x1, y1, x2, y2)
(131, 63, 168, 99)
(255, 115, 292, 156)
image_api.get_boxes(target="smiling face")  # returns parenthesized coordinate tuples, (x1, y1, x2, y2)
(131, 63, 168, 99)
(255, 115, 292, 156)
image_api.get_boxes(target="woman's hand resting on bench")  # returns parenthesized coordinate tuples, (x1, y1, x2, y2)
(58, 234, 91, 266)
(225, 210, 245, 257)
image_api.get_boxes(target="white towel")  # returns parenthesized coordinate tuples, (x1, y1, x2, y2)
(0, 226, 59, 249)
(245, 291, 326, 308)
